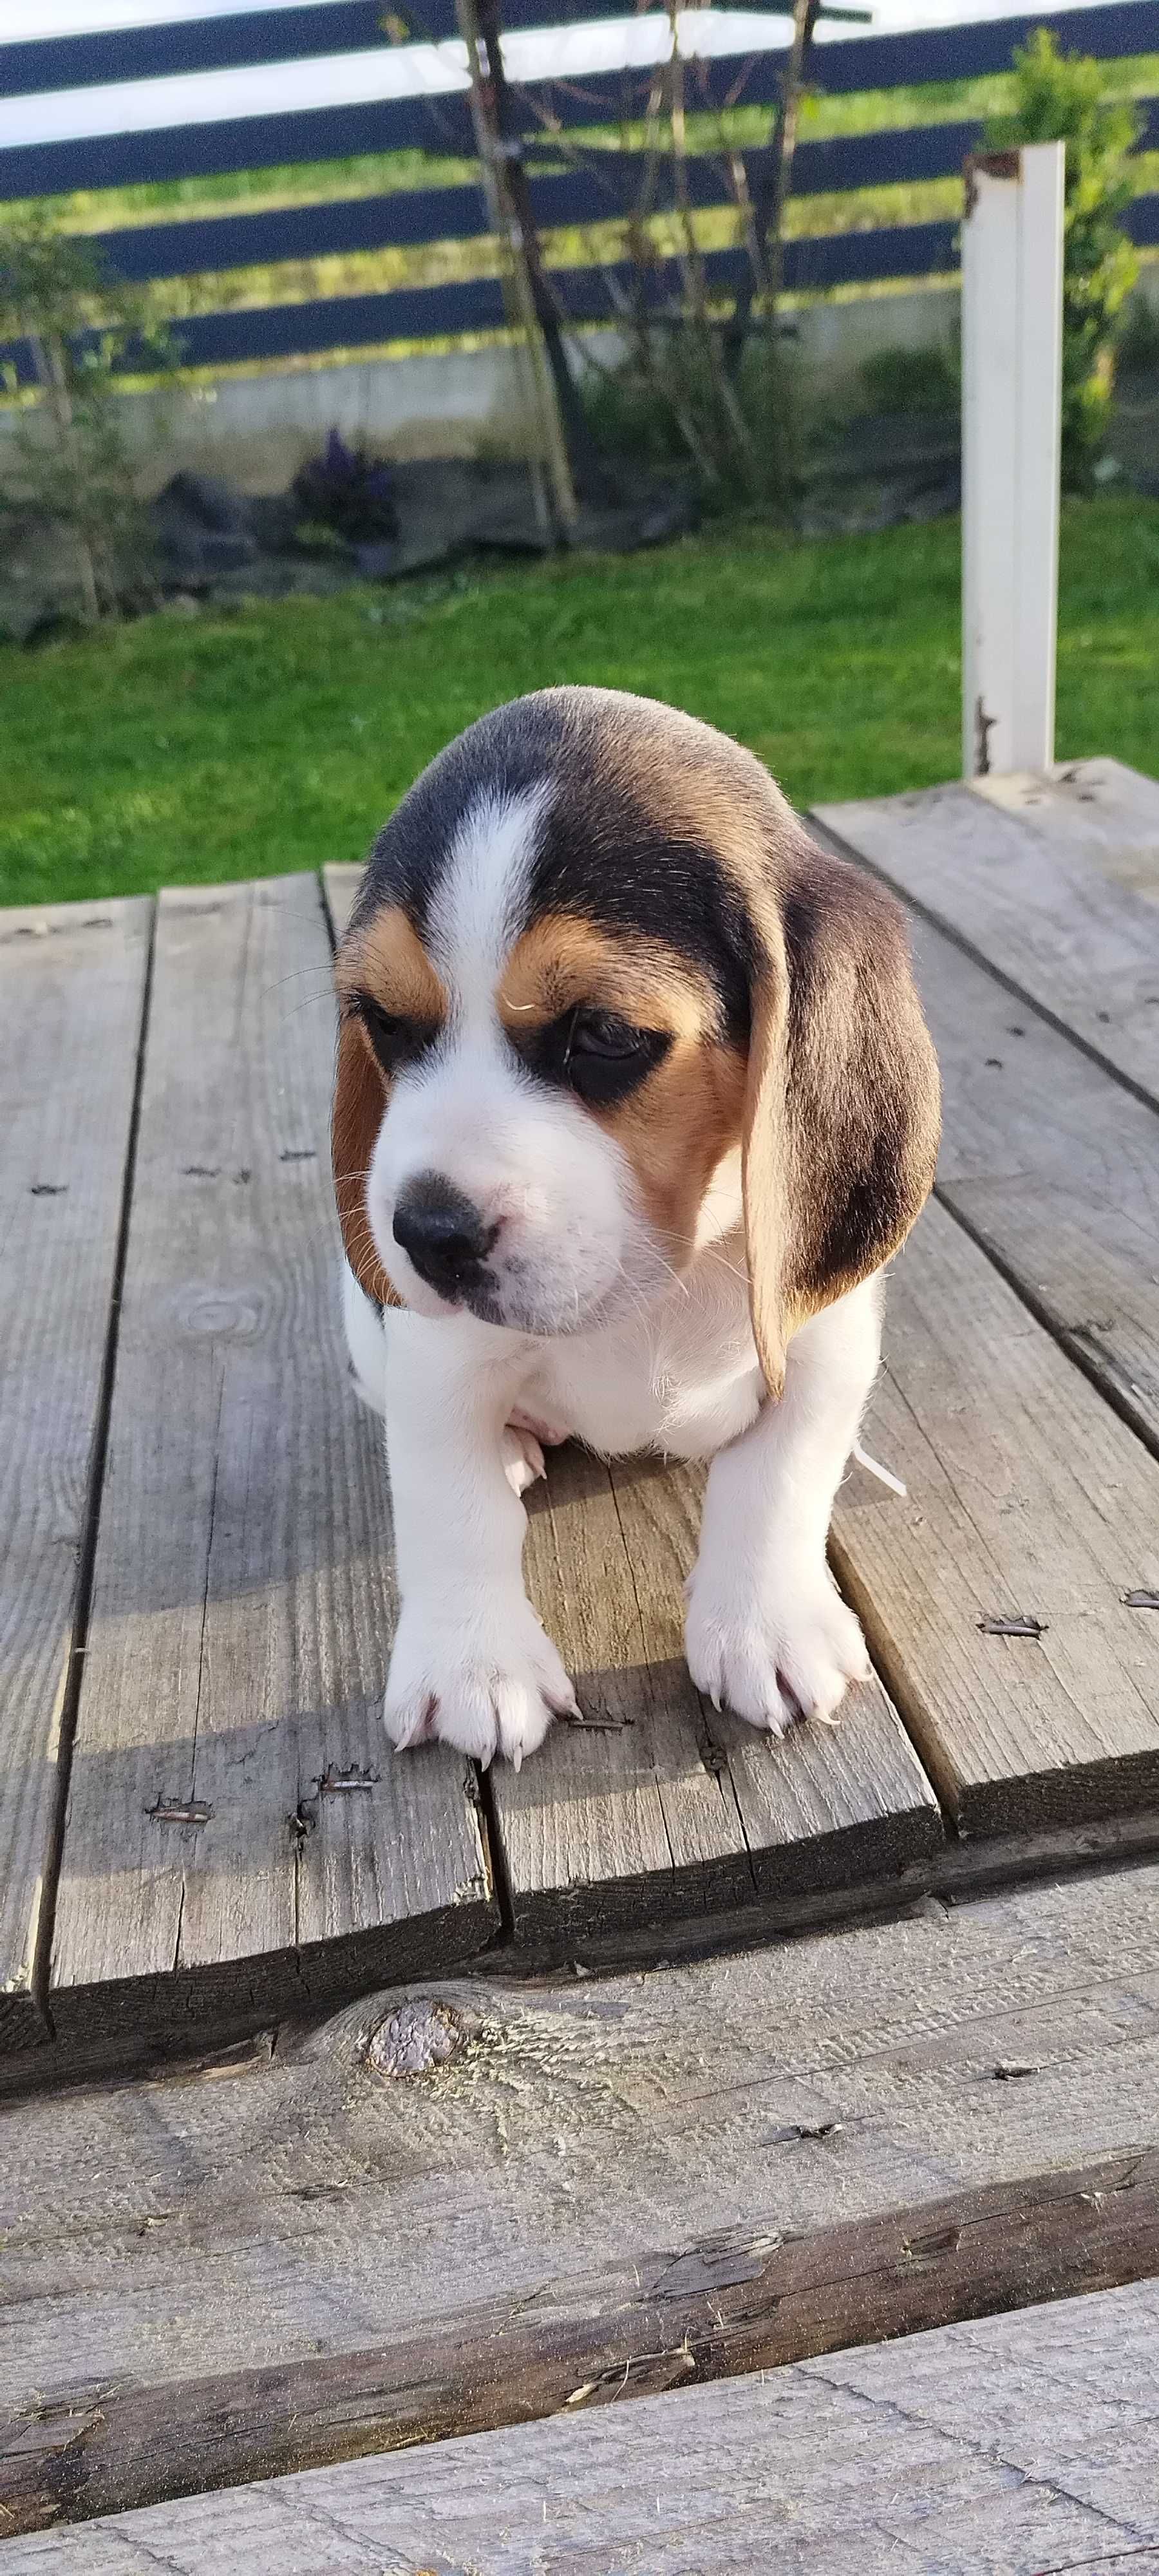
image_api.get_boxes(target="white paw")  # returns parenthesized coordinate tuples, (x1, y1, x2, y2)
(685, 1559, 869, 1736)
(502, 1421, 546, 1498)
(384, 1595, 578, 1768)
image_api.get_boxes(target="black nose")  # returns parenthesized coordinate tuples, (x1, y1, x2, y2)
(392, 1173, 497, 1298)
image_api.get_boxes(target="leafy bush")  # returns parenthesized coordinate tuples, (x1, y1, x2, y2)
(0, 207, 173, 620)
(858, 341, 959, 419)
(581, 330, 799, 515)
(1117, 289, 1159, 376)
(985, 29, 1140, 487)
(292, 429, 398, 542)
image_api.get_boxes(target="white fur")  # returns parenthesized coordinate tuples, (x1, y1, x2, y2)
(363, 785, 663, 1340)
(343, 1237, 881, 1765)
(344, 790, 885, 1768)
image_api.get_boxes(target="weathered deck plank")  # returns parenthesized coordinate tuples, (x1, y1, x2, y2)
(837, 1198, 1159, 1835)
(492, 1444, 939, 1946)
(47, 876, 496, 2043)
(813, 778, 1159, 1104)
(0, 896, 150, 2049)
(918, 905, 1159, 1452)
(10, 2278, 1159, 2574)
(973, 753, 1159, 897)
(6, 1860, 1159, 2532)
(808, 811, 1159, 1457)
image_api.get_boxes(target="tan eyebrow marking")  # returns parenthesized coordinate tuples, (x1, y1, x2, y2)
(336, 904, 449, 1023)
(498, 913, 717, 1037)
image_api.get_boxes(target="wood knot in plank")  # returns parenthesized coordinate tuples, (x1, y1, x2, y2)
(365, 1999, 464, 2081)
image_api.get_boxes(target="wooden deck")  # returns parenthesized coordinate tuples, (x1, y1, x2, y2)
(3, 754, 1159, 2072)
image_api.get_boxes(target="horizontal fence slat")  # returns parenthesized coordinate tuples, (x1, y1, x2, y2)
(90, 184, 495, 283)
(5, 183, 1157, 384)
(2, 2, 1156, 206)
(0, 223, 972, 383)
(0, 91, 476, 204)
(0, 0, 675, 99)
(79, 102, 1159, 288)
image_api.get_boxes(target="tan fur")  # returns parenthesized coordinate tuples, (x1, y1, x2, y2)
(589, 696, 784, 891)
(333, 906, 450, 1308)
(331, 704, 939, 1374)
(502, 912, 745, 1254)
(335, 904, 449, 1025)
(499, 914, 710, 1038)
(740, 849, 941, 1396)
(600, 1036, 748, 1257)
(332, 1016, 400, 1308)
(582, 698, 941, 1396)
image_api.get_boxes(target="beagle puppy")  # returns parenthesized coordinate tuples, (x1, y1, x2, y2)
(333, 687, 940, 1768)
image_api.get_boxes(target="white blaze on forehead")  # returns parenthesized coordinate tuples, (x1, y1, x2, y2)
(426, 784, 551, 1019)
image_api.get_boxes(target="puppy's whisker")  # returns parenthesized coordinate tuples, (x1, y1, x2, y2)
(263, 967, 336, 994)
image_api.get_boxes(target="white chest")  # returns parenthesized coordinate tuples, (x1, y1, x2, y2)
(522, 1223, 764, 1463)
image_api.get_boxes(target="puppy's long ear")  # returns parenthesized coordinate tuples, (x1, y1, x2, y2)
(332, 1012, 400, 1310)
(742, 839, 940, 1397)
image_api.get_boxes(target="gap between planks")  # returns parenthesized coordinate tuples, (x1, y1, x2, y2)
(0, 895, 154, 2053)
(10, 795, 1159, 2058)
(44, 873, 498, 2049)
(10, 2276, 1159, 2575)
(813, 760, 1159, 1112)
(8, 1855, 1159, 2533)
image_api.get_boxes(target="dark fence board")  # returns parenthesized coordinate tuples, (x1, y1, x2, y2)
(3, 3, 1156, 204)
(60, 104, 1154, 307)
(0, 222, 976, 386)
(7, 188, 1157, 379)
(0, 0, 687, 99)
(3, 0, 1155, 106)
(0, 93, 476, 205)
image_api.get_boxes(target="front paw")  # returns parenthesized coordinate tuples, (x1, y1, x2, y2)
(685, 1558, 869, 1736)
(384, 1595, 577, 1768)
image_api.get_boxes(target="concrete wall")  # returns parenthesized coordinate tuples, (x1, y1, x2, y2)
(133, 339, 554, 494)
(0, 287, 963, 494)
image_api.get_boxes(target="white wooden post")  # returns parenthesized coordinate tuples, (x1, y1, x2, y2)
(961, 140, 1065, 779)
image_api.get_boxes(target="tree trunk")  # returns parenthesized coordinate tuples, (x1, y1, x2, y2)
(724, 0, 820, 376)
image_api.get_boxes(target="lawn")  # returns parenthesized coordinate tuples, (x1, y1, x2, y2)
(3, 493, 1158, 908)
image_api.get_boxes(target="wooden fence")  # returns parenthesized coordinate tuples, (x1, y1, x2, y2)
(1, 0, 1156, 385)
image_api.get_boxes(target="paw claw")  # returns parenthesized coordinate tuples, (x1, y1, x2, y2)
(501, 1423, 547, 1498)
(686, 1559, 867, 1737)
(384, 1597, 571, 1769)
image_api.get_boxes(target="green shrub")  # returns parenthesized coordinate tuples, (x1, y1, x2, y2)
(1117, 289, 1159, 375)
(0, 207, 173, 620)
(580, 328, 799, 515)
(985, 28, 1140, 487)
(858, 341, 959, 418)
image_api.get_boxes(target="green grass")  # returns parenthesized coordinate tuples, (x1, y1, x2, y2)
(3, 496, 1158, 907)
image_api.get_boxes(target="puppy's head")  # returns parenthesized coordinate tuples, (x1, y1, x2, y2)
(333, 689, 940, 1381)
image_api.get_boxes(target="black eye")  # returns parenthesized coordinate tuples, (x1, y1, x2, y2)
(569, 1008, 645, 1061)
(353, 994, 437, 1076)
(563, 1008, 670, 1106)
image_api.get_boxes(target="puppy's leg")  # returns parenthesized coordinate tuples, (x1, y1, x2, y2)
(686, 1274, 880, 1735)
(383, 1311, 576, 1768)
